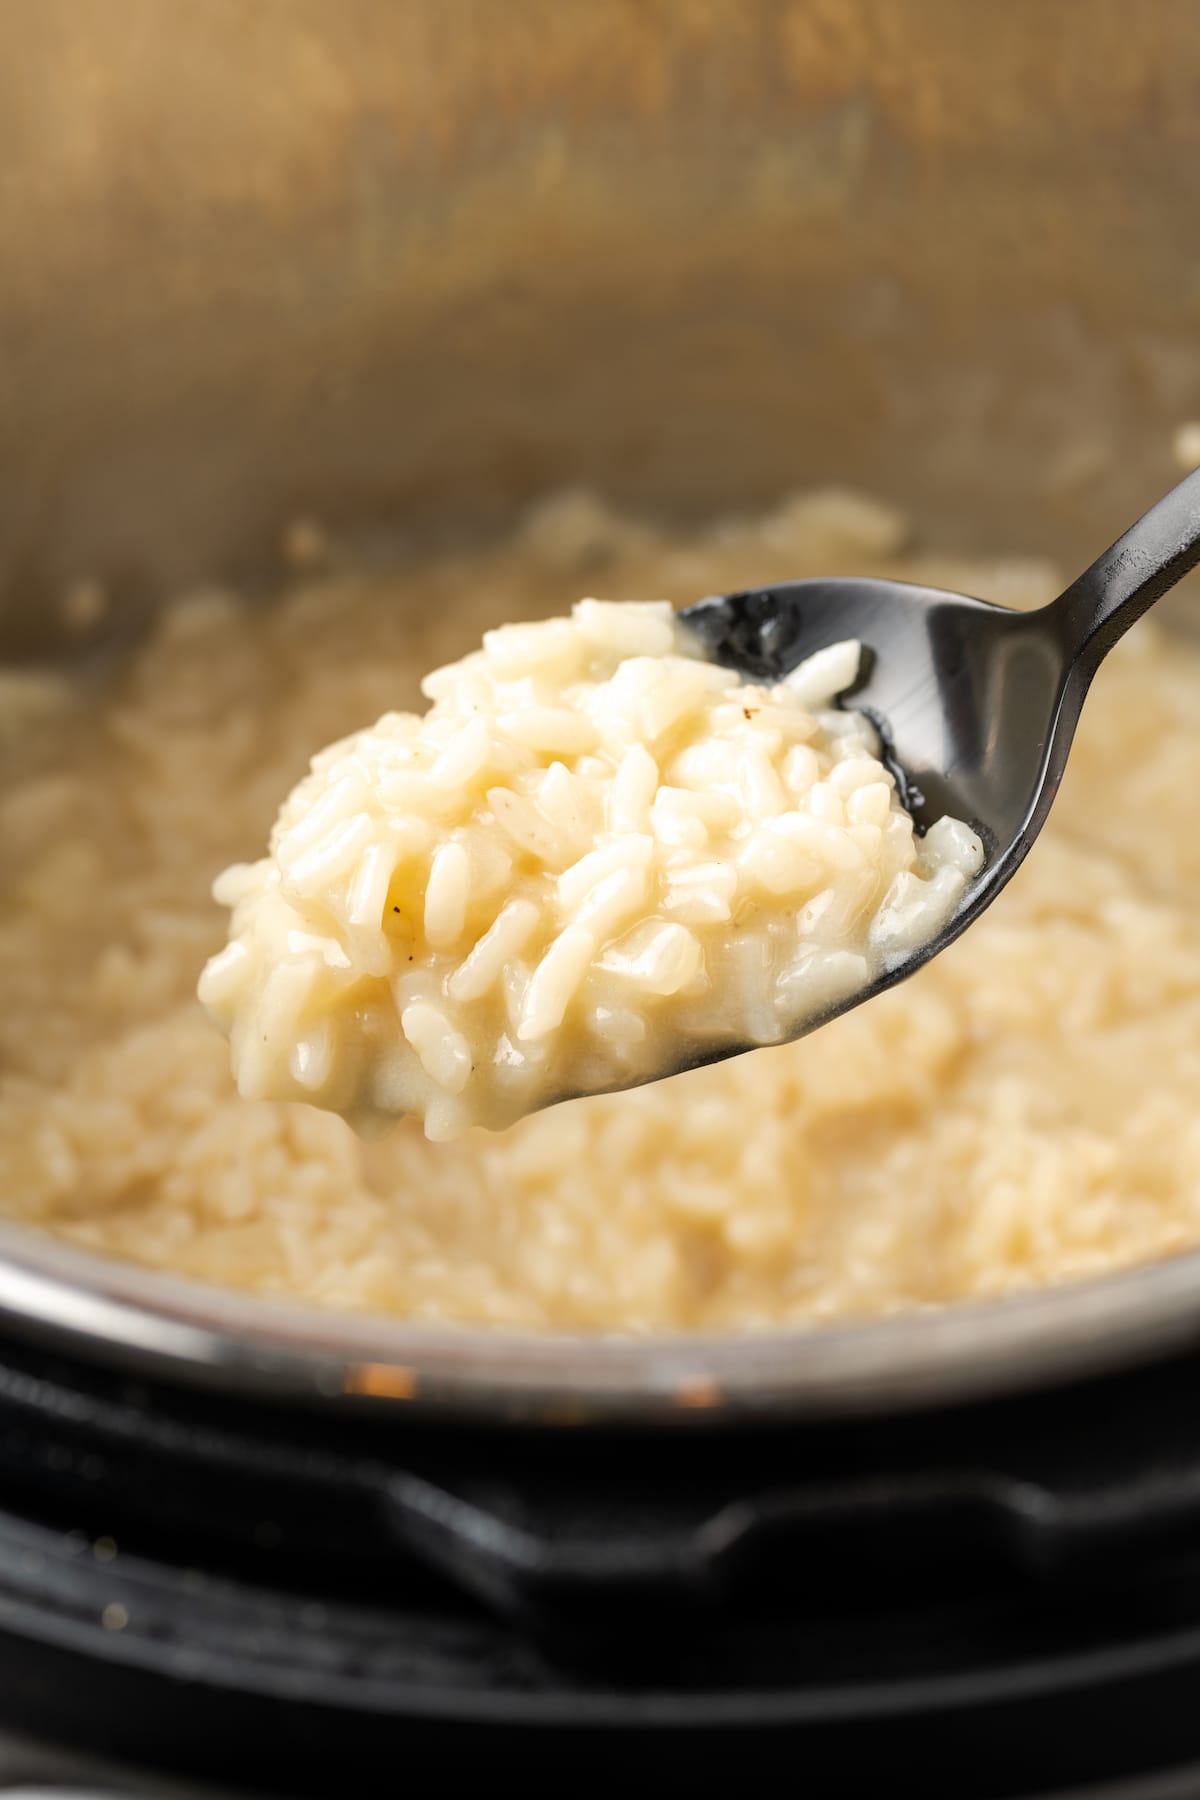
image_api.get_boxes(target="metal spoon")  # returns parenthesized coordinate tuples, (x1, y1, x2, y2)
(679, 465, 1200, 1015)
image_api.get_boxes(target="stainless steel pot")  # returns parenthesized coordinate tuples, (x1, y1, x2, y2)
(2, 0, 1200, 1424)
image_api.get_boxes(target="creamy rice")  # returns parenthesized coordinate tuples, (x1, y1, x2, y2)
(2, 487, 1200, 1330)
(200, 605, 980, 1138)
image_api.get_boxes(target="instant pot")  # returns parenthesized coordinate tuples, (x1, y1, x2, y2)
(2, 3, 1200, 1792)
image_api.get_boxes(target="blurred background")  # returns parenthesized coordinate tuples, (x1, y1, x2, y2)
(1, 0, 1198, 622)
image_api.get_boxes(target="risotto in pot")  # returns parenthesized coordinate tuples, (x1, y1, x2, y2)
(2, 487, 1200, 1330)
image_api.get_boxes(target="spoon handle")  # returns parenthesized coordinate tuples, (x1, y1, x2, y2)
(1054, 465, 1200, 672)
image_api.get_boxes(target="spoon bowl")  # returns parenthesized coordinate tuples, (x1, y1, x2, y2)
(679, 464, 1200, 1017)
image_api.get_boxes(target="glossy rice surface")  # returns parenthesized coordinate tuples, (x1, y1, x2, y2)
(2, 488, 1199, 1329)
(200, 603, 980, 1139)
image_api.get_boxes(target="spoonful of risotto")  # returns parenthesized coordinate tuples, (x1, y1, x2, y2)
(199, 468, 1200, 1140)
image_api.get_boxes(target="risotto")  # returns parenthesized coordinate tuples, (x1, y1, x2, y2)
(2, 486, 1200, 1330)
(199, 605, 981, 1139)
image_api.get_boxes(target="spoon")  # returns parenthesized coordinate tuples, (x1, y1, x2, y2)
(203, 467, 1200, 1133)
(679, 465, 1200, 1016)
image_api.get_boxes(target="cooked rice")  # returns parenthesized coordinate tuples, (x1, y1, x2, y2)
(199, 606, 980, 1138)
(2, 487, 1200, 1330)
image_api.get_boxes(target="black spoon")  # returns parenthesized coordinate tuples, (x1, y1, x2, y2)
(680, 466, 1200, 1005)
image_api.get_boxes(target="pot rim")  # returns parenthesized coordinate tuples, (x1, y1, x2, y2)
(1, 1221, 1197, 1426)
